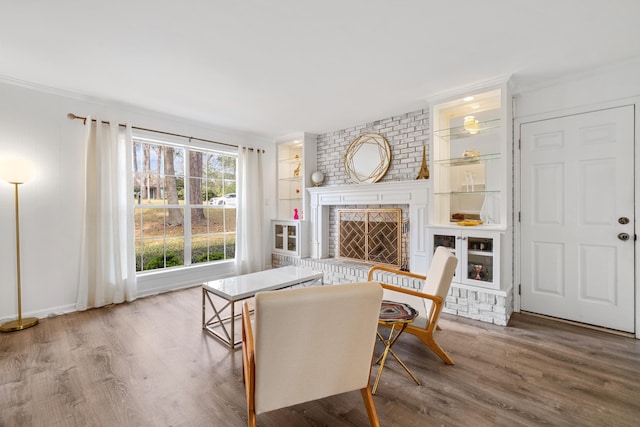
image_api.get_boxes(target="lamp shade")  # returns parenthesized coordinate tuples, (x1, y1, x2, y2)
(0, 157, 35, 184)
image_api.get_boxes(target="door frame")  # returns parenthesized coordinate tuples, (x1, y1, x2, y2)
(514, 96, 640, 338)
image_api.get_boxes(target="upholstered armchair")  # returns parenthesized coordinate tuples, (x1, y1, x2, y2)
(368, 246, 458, 365)
(241, 281, 383, 427)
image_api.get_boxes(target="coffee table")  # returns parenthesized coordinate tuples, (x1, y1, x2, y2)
(202, 266, 324, 349)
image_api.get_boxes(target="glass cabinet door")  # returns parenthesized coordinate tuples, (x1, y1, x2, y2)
(466, 236, 494, 284)
(287, 225, 297, 252)
(433, 233, 456, 254)
(275, 223, 284, 251)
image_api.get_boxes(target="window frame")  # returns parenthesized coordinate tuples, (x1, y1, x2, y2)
(132, 133, 238, 276)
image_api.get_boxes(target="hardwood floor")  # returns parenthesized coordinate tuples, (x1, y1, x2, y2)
(1, 286, 639, 427)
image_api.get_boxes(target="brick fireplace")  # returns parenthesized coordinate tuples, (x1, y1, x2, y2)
(306, 180, 430, 273)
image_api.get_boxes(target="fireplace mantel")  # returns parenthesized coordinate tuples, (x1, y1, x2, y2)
(307, 180, 431, 274)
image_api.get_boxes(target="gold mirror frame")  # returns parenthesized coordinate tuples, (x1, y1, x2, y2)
(344, 132, 391, 184)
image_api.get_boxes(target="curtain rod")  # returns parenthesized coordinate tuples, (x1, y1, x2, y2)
(66, 113, 265, 153)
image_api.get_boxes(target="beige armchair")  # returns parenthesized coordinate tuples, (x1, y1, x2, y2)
(368, 246, 458, 365)
(241, 281, 383, 427)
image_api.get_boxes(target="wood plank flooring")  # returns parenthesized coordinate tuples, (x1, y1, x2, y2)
(1, 285, 639, 427)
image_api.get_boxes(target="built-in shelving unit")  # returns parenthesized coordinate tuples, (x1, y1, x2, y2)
(276, 133, 317, 221)
(429, 80, 512, 292)
(432, 88, 506, 226)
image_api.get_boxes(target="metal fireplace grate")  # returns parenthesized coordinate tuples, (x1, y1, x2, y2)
(338, 208, 401, 267)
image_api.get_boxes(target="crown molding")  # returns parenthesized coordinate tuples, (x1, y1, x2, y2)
(424, 74, 513, 104)
(511, 56, 640, 95)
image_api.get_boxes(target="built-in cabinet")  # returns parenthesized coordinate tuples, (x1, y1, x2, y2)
(276, 133, 317, 221)
(272, 220, 309, 258)
(429, 80, 512, 291)
(429, 227, 501, 289)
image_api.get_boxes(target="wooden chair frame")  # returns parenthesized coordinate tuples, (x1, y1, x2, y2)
(368, 265, 455, 365)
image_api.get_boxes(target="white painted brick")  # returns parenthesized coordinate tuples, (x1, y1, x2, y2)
(494, 317, 508, 326)
(493, 305, 506, 314)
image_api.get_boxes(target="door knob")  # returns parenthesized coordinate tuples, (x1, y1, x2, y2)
(618, 233, 630, 241)
(618, 217, 630, 225)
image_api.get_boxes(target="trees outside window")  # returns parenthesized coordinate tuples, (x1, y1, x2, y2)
(133, 138, 237, 272)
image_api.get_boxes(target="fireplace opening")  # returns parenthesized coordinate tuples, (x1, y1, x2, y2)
(338, 208, 403, 268)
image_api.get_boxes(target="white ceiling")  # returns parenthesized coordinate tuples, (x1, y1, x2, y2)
(2, 1, 640, 139)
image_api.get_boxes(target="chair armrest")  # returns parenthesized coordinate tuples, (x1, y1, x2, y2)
(378, 283, 444, 305)
(368, 265, 442, 303)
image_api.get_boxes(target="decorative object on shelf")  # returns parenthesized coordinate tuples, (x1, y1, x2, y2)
(456, 220, 483, 226)
(463, 116, 480, 134)
(293, 163, 301, 177)
(451, 212, 465, 222)
(0, 157, 39, 333)
(470, 264, 486, 280)
(295, 188, 300, 194)
(293, 208, 299, 220)
(310, 170, 325, 186)
(451, 148, 481, 166)
(415, 144, 430, 180)
(464, 170, 476, 192)
(462, 148, 480, 158)
(344, 132, 391, 184)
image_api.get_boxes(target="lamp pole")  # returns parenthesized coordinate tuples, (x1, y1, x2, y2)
(0, 158, 38, 333)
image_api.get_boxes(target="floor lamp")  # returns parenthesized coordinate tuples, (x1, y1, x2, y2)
(0, 157, 38, 332)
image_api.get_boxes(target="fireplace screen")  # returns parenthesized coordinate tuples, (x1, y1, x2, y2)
(338, 208, 402, 267)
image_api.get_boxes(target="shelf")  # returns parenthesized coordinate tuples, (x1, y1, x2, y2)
(279, 196, 303, 201)
(435, 153, 500, 166)
(279, 176, 303, 182)
(468, 250, 493, 256)
(434, 118, 501, 140)
(279, 156, 303, 164)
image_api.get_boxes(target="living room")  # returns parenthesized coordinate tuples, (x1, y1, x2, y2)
(1, 2, 640, 426)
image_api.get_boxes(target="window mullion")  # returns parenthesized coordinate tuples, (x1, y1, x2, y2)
(184, 149, 192, 265)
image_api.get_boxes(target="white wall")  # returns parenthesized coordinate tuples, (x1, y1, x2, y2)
(515, 57, 640, 118)
(0, 80, 275, 322)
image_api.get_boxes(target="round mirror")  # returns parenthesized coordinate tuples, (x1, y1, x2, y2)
(344, 132, 391, 184)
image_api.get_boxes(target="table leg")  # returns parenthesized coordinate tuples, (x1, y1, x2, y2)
(372, 323, 420, 395)
(372, 324, 397, 395)
(229, 300, 235, 350)
(201, 287, 206, 329)
(203, 289, 238, 348)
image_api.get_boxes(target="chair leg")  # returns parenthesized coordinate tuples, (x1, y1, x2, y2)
(247, 411, 256, 427)
(360, 387, 381, 427)
(418, 333, 455, 365)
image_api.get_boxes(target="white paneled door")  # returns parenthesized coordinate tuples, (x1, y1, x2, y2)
(520, 106, 635, 333)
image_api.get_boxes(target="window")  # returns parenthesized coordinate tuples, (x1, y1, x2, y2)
(133, 137, 237, 272)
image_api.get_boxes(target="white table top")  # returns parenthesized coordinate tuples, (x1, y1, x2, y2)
(202, 266, 324, 301)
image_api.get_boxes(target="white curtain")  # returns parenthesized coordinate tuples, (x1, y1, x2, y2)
(235, 146, 264, 274)
(77, 117, 136, 310)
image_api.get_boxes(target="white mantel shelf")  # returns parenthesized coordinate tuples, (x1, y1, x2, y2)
(307, 180, 431, 274)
